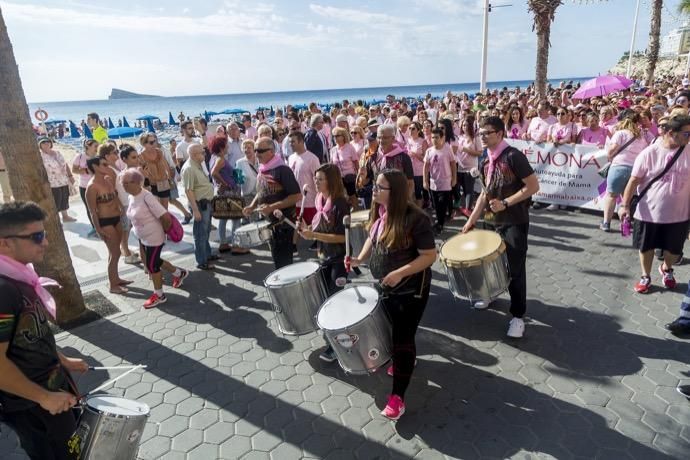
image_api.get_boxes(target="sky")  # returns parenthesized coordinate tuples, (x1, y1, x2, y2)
(1, 0, 687, 103)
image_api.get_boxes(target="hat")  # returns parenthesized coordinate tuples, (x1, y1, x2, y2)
(335, 114, 348, 124)
(38, 137, 51, 146)
(367, 132, 377, 142)
(367, 119, 380, 127)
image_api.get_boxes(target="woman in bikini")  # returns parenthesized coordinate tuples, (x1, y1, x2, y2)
(85, 157, 131, 294)
(139, 132, 172, 209)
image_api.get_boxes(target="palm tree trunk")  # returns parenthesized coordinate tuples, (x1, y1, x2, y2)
(535, 25, 551, 99)
(0, 8, 86, 324)
(646, 0, 663, 86)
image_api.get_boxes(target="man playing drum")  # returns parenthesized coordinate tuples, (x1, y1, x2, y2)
(243, 137, 302, 269)
(0, 202, 89, 459)
(462, 116, 540, 338)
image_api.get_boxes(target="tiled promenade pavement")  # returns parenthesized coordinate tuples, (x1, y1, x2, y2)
(1, 203, 690, 459)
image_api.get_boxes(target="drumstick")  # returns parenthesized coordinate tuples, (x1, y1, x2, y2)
(89, 365, 149, 371)
(273, 209, 298, 230)
(343, 215, 351, 273)
(85, 364, 146, 397)
(298, 184, 308, 221)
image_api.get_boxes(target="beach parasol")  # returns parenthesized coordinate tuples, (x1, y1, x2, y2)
(43, 119, 66, 125)
(136, 115, 160, 121)
(571, 75, 634, 99)
(145, 119, 155, 133)
(122, 116, 130, 128)
(68, 120, 80, 138)
(168, 112, 177, 125)
(221, 108, 248, 115)
(107, 117, 114, 129)
(107, 127, 144, 139)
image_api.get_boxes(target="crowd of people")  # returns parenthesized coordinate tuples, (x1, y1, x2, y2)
(3, 74, 690, 457)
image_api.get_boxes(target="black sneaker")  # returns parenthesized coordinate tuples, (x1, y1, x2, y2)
(666, 318, 690, 335)
(677, 384, 690, 399)
(309, 241, 318, 251)
(319, 346, 337, 363)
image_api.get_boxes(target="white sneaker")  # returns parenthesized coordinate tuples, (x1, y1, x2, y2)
(507, 317, 525, 338)
(124, 255, 140, 264)
(473, 300, 490, 310)
(545, 204, 559, 211)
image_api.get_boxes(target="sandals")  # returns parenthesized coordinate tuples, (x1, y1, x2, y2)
(109, 286, 129, 294)
(196, 264, 215, 270)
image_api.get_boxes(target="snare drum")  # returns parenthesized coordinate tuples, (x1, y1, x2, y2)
(233, 221, 272, 248)
(317, 286, 392, 374)
(70, 394, 149, 460)
(264, 261, 328, 335)
(440, 229, 510, 302)
(349, 209, 370, 257)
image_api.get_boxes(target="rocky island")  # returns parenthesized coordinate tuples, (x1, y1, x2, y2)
(108, 88, 160, 99)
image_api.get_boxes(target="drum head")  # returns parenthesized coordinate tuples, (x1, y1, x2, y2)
(237, 221, 268, 232)
(441, 230, 503, 264)
(350, 209, 370, 225)
(317, 286, 379, 330)
(265, 261, 321, 286)
(86, 395, 150, 416)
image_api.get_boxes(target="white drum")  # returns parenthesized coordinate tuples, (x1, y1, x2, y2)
(349, 209, 370, 258)
(234, 221, 272, 248)
(264, 261, 328, 335)
(317, 286, 392, 374)
(70, 394, 149, 460)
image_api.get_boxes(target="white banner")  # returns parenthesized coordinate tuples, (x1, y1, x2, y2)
(505, 140, 609, 210)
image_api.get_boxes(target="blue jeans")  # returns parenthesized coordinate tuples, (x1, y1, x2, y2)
(218, 218, 241, 245)
(193, 206, 212, 265)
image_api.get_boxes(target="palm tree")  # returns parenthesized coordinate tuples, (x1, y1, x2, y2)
(679, 0, 690, 14)
(645, 0, 663, 85)
(0, 8, 86, 324)
(528, 0, 564, 99)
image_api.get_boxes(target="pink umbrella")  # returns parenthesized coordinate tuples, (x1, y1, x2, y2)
(572, 75, 634, 100)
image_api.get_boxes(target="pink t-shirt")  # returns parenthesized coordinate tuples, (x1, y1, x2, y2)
(579, 128, 607, 148)
(456, 136, 482, 171)
(424, 144, 454, 191)
(73, 153, 93, 188)
(631, 143, 690, 223)
(127, 190, 167, 247)
(610, 130, 648, 167)
(406, 137, 427, 176)
(288, 150, 320, 208)
(330, 143, 358, 177)
(507, 122, 526, 140)
(548, 123, 577, 144)
(350, 140, 365, 163)
(527, 116, 556, 142)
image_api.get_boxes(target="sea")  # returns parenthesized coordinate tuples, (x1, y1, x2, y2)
(28, 78, 591, 124)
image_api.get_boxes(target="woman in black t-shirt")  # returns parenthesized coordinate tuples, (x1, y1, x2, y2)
(299, 164, 350, 362)
(350, 169, 437, 421)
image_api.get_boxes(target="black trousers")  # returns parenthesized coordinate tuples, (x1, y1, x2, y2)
(78, 187, 94, 229)
(484, 222, 529, 318)
(269, 224, 294, 269)
(456, 172, 475, 209)
(385, 282, 431, 399)
(430, 190, 453, 228)
(321, 257, 347, 295)
(3, 405, 78, 460)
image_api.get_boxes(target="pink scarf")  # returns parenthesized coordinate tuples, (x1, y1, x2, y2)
(486, 140, 509, 188)
(258, 154, 284, 175)
(0, 255, 58, 319)
(369, 205, 387, 242)
(378, 144, 406, 170)
(311, 193, 332, 230)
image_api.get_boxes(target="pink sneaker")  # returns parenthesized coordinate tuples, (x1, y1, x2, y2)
(658, 265, 677, 289)
(381, 394, 405, 420)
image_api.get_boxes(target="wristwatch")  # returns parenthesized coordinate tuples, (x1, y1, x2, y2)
(501, 199, 509, 209)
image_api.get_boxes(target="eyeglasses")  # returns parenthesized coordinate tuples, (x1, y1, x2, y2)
(478, 130, 497, 137)
(3, 230, 46, 245)
(557, 112, 567, 116)
(255, 148, 272, 154)
(676, 131, 690, 138)
(372, 184, 391, 192)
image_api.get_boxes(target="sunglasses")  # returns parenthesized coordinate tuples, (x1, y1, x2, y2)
(3, 230, 46, 245)
(255, 148, 272, 154)
(146, 139, 157, 145)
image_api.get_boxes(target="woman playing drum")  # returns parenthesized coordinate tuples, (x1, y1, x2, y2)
(350, 169, 437, 421)
(298, 164, 350, 363)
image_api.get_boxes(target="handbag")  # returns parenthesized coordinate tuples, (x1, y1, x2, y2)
(597, 135, 638, 178)
(142, 192, 183, 242)
(211, 191, 245, 219)
(629, 144, 685, 218)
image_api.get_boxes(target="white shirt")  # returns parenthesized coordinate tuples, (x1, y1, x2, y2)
(176, 138, 198, 162)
